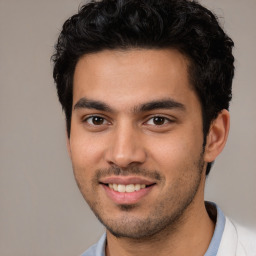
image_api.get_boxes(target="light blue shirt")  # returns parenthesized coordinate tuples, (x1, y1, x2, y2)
(81, 202, 226, 256)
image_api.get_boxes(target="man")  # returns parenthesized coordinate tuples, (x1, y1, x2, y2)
(52, 0, 256, 255)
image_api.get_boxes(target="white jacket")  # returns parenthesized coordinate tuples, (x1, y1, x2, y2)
(217, 217, 256, 256)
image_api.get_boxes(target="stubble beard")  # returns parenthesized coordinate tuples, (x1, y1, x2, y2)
(76, 152, 205, 240)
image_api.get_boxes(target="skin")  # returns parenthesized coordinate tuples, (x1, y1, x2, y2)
(68, 49, 230, 256)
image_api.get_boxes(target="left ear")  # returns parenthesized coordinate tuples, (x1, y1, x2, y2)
(204, 109, 230, 163)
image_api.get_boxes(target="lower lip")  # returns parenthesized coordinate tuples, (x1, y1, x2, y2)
(102, 184, 154, 205)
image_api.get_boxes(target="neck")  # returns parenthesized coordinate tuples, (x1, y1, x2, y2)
(105, 185, 215, 256)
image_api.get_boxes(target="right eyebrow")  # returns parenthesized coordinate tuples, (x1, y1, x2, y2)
(73, 97, 113, 112)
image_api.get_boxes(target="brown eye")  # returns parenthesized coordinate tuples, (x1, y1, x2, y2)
(145, 116, 172, 126)
(86, 116, 107, 125)
(152, 116, 165, 125)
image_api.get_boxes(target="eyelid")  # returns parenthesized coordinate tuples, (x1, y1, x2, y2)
(82, 114, 111, 125)
(144, 115, 175, 125)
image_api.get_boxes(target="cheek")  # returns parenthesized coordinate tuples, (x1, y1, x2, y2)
(69, 134, 104, 195)
(69, 130, 106, 169)
(147, 132, 203, 172)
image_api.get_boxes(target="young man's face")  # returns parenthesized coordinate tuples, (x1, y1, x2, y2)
(68, 49, 207, 238)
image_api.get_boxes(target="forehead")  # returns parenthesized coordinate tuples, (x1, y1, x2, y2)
(73, 49, 198, 110)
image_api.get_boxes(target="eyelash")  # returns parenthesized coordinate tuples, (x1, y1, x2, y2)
(83, 115, 110, 126)
(145, 116, 173, 126)
(83, 115, 173, 126)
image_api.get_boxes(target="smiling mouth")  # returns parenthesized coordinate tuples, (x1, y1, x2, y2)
(100, 183, 155, 193)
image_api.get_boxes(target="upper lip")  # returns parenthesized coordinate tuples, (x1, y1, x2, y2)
(99, 176, 156, 186)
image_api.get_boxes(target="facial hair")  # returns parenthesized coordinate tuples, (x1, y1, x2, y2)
(77, 151, 205, 240)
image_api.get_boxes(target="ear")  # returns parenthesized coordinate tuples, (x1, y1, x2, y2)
(66, 131, 72, 159)
(204, 109, 230, 163)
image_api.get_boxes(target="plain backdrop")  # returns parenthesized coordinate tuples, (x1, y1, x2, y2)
(0, 0, 255, 255)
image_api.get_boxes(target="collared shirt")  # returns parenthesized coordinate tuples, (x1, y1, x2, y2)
(81, 202, 226, 256)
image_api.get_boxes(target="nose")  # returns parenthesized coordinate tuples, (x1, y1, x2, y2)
(104, 122, 147, 168)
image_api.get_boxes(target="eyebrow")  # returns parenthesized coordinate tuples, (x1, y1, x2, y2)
(74, 98, 113, 112)
(73, 97, 185, 113)
(135, 99, 185, 112)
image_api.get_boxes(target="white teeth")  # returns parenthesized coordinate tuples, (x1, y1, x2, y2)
(117, 184, 126, 193)
(125, 184, 135, 193)
(109, 183, 147, 192)
(113, 184, 118, 191)
(134, 184, 141, 191)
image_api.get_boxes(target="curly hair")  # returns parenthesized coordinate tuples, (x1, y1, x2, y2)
(52, 0, 234, 175)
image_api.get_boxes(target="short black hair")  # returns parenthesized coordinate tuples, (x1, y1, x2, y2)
(52, 0, 234, 175)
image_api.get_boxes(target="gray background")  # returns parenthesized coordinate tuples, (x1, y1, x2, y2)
(0, 0, 255, 255)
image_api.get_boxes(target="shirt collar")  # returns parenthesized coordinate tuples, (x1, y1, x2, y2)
(81, 202, 226, 256)
(204, 202, 226, 256)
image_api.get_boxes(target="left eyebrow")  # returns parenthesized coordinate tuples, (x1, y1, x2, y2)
(134, 98, 186, 113)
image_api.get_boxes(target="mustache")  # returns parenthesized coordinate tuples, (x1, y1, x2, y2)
(95, 166, 163, 181)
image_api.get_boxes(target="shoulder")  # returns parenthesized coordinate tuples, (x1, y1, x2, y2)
(81, 243, 98, 256)
(80, 233, 106, 256)
(223, 217, 256, 256)
(235, 222, 256, 256)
